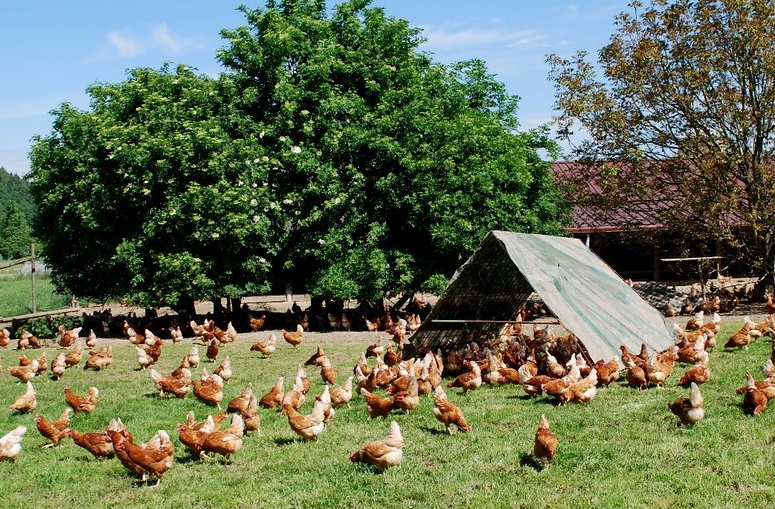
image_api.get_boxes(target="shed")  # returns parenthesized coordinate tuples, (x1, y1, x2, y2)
(408, 231, 676, 364)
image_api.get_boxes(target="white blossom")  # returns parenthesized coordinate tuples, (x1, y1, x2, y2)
(291, 146, 301, 154)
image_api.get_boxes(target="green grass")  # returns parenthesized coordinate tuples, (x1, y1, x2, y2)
(0, 320, 774, 508)
(0, 275, 71, 317)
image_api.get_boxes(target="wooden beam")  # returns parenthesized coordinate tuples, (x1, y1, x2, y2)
(0, 256, 35, 271)
(0, 307, 81, 324)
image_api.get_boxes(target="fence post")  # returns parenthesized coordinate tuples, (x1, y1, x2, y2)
(30, 243, 37, 314)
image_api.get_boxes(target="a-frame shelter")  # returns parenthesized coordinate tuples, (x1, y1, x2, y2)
(408, 231, 676, 364)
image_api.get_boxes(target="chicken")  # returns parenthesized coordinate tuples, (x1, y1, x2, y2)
(136, 345, 153, 370)
(296, 364, 312, 394)
(283, 402, 326, 440)
(560, 368, 598, 404)
(0, 425, 26, 462)
(250, 333, 276, 357)
(202, 413, 245, 463)
(742, 372, 769, 415)
(645, 347, 678, 387)
(150, 368, 191, 398)
(193, 371, 225, 410)
(9, 381, 36, 413)
(365, 340, 385, 358)
(249, 314, 266, 332)
(668, 382, 705, 426)
(187, 345, 201, 368)
(58, 325, 82, 348)
(170, 355, 192, 380)
(545, 353, 566, 378)
(330, 376, 354, 408)
(393, 376, 420, 413)
(594, 356, 621, 387)
(176, 416, 213, 460)
(64, 386, 99, 414)
(114, 429, 175, 486)
(282, 324, 304, 348)
(320, 357, 338, 386)
(280, 376, 307, 414)
(227, 383, 255, 415)
(623, 354, 647, 389)
(206, 338, 219, 362)
(447, 360, 482, 395)
(68, 428, 114, 459)
(0, 328, 10, 348)
(83, 346, 113, 371)
(64, 342, 83, 368)
(168, 325, 184, 344)
(107, 421, 146, 480)
(241, 394, 261, 434)
(8, 359, 37, 383)
(533, 414, 559, 468)
(35, 408, 71, 447)
(359, 388, 395, 418)
(724, 319, 755, 349)
(349, 420, 403, 470)
(678, 350, 710, 386)
(51, 352, 66, 381)
(213, 355, 232, 383)
(260, 376, 284, 409)
(432, 385, 472, 434)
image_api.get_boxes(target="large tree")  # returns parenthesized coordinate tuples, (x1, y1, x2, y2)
(28, 0, 568, 310)
(547, 0, 775, 283)
(218, 0, 568, 301)
(29, 65, 275, 311)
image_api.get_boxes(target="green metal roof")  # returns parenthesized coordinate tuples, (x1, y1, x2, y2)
(410, 231, 676, 363)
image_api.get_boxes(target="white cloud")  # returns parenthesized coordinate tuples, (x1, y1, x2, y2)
(421, 26, 548, 50)
(85, 23, 199, 62)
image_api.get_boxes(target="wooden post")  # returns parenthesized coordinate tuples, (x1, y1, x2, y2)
(30, 243, 36, 314)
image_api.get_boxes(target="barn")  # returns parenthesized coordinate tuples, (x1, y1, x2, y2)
(407, 231, 676, 364)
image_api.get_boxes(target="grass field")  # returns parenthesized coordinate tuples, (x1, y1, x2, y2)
(0, 275, 71, 318)
(0, 319, 773, 509)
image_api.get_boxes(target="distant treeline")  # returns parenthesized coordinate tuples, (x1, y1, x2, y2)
(0, 167, 35, 223)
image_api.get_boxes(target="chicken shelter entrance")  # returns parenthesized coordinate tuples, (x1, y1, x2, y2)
(408, 231, 675, 364)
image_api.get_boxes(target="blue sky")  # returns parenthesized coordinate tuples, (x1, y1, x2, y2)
(0, 1, 627, 176)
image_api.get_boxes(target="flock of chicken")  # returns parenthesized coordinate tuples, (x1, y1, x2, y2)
(0, 305, 774, 485)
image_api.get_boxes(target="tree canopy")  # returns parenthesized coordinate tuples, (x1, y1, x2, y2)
(28, 0, 568, 309)
(547, 0, 775, 281)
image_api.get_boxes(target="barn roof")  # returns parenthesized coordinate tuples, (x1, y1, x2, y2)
(409, 231, 675, 363)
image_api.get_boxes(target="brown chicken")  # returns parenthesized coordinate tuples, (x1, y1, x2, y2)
(305, 346, 328, 367)
(35, 408, 71, 447)
(678, 351, 710, 386)
(283, 403, 326, 440)
(193, 371, 224, 409)
(668, 382, 705, 426)
(533, 414, 559, 468)
(0, 425, 26, 462)
(136, 346, 153, 370)
(742, 372, 769, 415)
(84, 346, 113, 371)
(282, 324, 304, 347)
(58, 325, 82, 348)
(0, 328, 10, 348)
(623, 354, 648, 389)
(594, 356, 621, 387)
(724, 320, 755, 349)
(250, 333, 276, 357)
(330, 376, 354, 408)
(206, 338, 219, 362)
(447, 360, 482, 395)
(202, 413, 245, 463)
(560, 368, 598, 405)
(64, 386, 99, 413)
(177, 419, 212, 460)
(645, 347, 678, 387)
(359, 388, 395, 418)
(170, 355, 192, 380)
(64, 342, 83, 368)
(51, 352, 66, 381)
(350, 420, 403, 470)
(227, 383, 255, 415)
(68, 428, 114, 458)
(213, 356, 232, 384)
(8, 381, 36, 413)
(186, 345, 201, 368)
(34, 351, 47, 374)
(320, 358, 338, 385)
(150, 368, 191, 398)
(114, 429, 175, 486)
(168, 325, 184, 344)
(249, 314, 266, 332)
(280, 376, 307, 414)
(260, 376, 284, 409)
(8, 360, 38, 383)
(107, 420, 145, 479)
(432, 386, 472, 434)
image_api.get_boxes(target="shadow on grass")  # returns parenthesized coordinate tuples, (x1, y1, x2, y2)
(273, 437, 300, 446)
(420, 425, 449, 436)
(519, 452, 548, 471)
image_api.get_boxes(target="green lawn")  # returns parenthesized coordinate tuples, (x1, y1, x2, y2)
(0, 275, 71, 318)
(0, 320, 773, 509)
